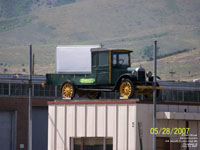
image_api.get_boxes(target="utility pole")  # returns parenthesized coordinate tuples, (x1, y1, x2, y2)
(28, 45, 32, 150)
(153, 41, 157, 150)
(32, 53, 35, 75)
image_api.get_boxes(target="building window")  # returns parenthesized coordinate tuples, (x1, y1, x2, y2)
(70, 137, 113, 150)
(0, 83, 9, 95)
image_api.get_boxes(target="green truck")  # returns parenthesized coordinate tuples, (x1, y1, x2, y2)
(46, 45, 161, 99)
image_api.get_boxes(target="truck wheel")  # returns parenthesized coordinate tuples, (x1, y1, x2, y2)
(119, 78, 134, 98)
(61, 82, 75, 98)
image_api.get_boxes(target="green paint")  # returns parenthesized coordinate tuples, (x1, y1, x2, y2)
(80, 78, 95, 83)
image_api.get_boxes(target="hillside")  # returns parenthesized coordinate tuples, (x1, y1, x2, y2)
(132, 49, 200, 81)
(0, 0, 199, 77)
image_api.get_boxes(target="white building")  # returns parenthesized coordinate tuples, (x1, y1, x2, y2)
(48, 100, 200, 150)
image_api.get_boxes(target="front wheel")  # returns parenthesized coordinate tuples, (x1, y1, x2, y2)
(119, 79, 134, 98)
(61, 82, 75, 99)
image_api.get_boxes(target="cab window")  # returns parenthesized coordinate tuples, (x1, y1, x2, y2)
(112, 53, 129, 66)
(98, 52, 108, 66)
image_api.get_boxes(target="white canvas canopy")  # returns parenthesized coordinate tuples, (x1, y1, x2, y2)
(56, 45, 101, 74)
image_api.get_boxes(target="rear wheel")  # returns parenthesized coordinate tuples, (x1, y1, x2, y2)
(61, 82, 75, 98)
(119, 79, 134, 98)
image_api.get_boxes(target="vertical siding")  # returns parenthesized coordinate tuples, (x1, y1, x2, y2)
(48, 102, 200, 150)
(66, 105, 76, 150)
(97, 105, 106, 137)
(118, 104, 128, 150)
(56, 105, 65, 150)
(48, 105, 55, 150)
(128, 105, 137, 150)
(76, 105, 85, 137)
(107, 105, 117, 150)
(86, 105, 96, 137)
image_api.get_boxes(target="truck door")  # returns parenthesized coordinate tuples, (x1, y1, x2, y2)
(111, 52, 130, 84)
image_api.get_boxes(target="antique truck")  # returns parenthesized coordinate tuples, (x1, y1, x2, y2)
(46, 45, 162, 99)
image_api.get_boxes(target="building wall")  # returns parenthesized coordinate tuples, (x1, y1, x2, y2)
(48, 101, 137, 150)
(137, 103, 200, 150)
(0, 97, 50, 150)
(48, 100, 200, 150)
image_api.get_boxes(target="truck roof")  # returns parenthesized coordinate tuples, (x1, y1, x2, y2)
(91, 48, 132, 53)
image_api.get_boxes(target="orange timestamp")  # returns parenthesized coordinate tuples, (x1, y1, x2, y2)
(150, 128, 190, 135)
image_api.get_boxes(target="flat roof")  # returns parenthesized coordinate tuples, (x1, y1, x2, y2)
(48, 99, 200, 106)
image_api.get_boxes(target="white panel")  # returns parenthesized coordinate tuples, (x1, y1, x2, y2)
(48, 105, 55, 150)
(107, 105, 117, 150)
(56, 45, 100, 73)
(66, 105, 76, 150)
(86, 105, 95, 137)
(128, 105, 137, 150)
(118, 105, 127, 150)
(188, 106, 198, 113)
(169, 105, 178, 112)
(97, 105, 106, 136)
(56, 105, 65, 150)
(76, 105, 85, 137)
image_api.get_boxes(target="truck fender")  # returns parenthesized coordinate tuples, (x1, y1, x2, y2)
(61, 80, 74, 87)
(113, 73, 136, 90)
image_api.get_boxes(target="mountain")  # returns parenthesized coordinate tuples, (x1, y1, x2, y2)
(132, 49, 200, 81)
(0, 0, 199, 79)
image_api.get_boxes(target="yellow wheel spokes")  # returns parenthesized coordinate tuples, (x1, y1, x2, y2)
(120, 81, 132, 97)
(62, 83, 73, 98)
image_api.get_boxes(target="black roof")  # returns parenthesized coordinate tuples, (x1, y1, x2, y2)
(91, 48, 132, 53)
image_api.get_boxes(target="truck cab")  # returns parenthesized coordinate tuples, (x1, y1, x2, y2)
(91, 48, 132, 85)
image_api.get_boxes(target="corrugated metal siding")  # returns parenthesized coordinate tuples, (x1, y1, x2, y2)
(48, 103, 137, 150)
(48, 102, 200, 150)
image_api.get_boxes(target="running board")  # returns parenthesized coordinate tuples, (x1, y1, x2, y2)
(135, 85, 163, 90)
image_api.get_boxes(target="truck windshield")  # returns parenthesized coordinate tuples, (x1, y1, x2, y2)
(112, 53, 129, 66)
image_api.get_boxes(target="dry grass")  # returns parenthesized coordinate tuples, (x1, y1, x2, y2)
(0, 0, 199, 77)
(132, 49, 200, 81)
